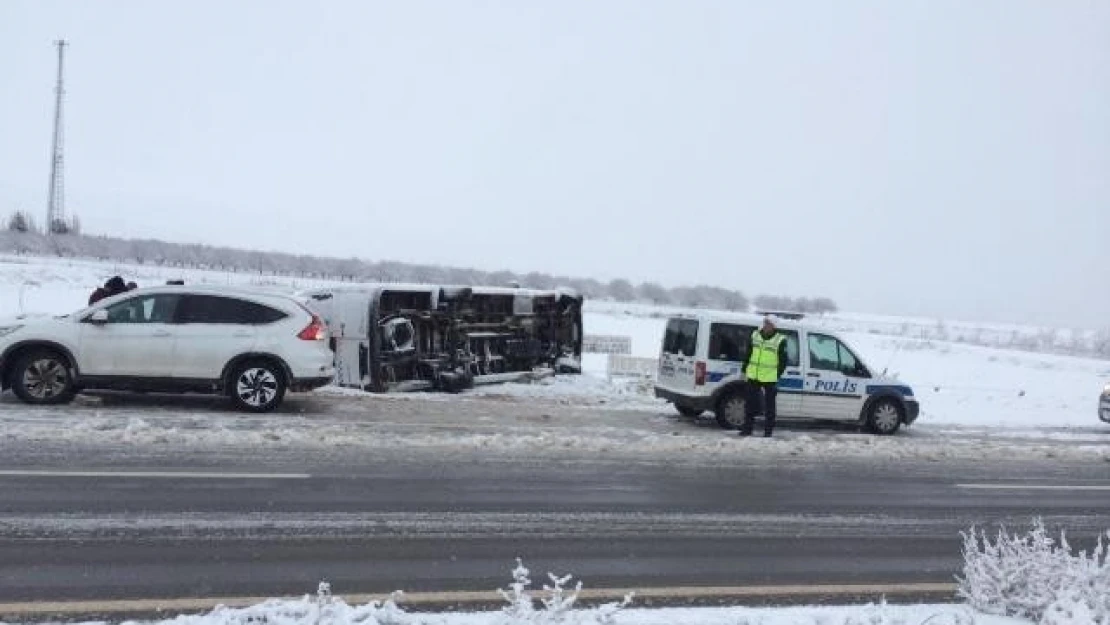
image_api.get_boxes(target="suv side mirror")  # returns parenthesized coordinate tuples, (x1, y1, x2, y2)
(87, 310, 109, 324)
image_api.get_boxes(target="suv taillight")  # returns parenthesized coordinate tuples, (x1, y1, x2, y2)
(694, 361, 706, 386)
(297, 315, 327, 341)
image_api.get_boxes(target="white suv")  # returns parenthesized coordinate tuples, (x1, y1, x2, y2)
(0, 285, 335, 412)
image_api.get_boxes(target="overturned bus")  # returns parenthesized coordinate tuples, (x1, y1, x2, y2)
(299, 284, 583, 393)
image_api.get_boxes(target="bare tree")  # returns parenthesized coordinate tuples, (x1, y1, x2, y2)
(7, 210, 36, 233)
(607, 279, 636, 302)
(753, 295, 790, 312)
(722, 290, 749, 311)
(670, 286, 701, 308)
(486, 270, 519, 287)
(810, 297, 838, 314)
(521, 271, 556, 289)
(637, 282, 671, 305)
(564, 277, 604, 298)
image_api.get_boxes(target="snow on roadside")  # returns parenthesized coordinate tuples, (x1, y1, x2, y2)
(2, 394, 1108, 464)
(0, 561, 1027, 625)
(19, 601, 1023, 625)
(463, 374, 661, 410)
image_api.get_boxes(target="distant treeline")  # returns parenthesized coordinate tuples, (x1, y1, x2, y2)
(0, 229, 837, 314)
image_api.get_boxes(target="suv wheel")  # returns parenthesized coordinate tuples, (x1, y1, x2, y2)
(11, 349, 76, 405)
(715, 389, 747, 430)
(229, 360, 286, 413)
(675, 403, 703, 418)
(867, 398, 903, 435)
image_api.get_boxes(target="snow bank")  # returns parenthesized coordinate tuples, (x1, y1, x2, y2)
(77, 600, 1017, 625)
(463, 374, 660, 410)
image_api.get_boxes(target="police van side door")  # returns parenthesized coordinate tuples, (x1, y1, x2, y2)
(657, 318, 699, 394)
(801, 332, 868, 420)
(706, 323, 754, 391)
(774, 329, 804, 417)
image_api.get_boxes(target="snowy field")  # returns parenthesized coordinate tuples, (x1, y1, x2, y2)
(1, 253, 1109, 440)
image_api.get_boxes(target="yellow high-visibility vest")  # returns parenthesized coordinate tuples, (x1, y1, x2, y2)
(746, 331, 784, 383)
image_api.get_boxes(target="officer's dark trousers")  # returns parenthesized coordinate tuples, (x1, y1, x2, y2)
(743, 382, 778, 435)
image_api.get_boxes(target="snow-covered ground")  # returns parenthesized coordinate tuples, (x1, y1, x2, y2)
(10, 596, 1020, 625)
(2, 253, 1108, 437)
(2, 389, 1106, 464)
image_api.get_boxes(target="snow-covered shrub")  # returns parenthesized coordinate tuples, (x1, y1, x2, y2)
(496, 558, 632, 625)
(498, 559, 537, 622)
(157, 584, 414, 625)
(958, 519, 1110, 624)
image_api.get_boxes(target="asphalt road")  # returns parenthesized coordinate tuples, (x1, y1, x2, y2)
(1, 435, 1109, 616)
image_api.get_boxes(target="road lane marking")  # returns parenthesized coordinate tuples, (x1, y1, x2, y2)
(0, 470, 311, 480)
(956, 483, 1110, 491)
(0, 582, 958, 616)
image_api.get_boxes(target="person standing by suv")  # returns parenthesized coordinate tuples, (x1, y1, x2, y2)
(88, 276, 129, 306)
(740, 316, 788, 437)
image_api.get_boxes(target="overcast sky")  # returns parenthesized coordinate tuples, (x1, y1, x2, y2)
(1, 1, 1107, 328)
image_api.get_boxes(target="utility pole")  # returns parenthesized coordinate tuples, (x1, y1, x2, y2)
(46, 39, 67, 235)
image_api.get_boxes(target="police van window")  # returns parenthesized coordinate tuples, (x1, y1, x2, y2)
(838, 342, 861, 373)
(663, 319, 698, 357)
(777, 329, 801, 368)
(708, 323, 755, 361)
(807, 334, 841, 371)
(807, 333, 863, 375)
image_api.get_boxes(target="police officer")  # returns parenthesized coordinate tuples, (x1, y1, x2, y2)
(740, 316, 788, 437)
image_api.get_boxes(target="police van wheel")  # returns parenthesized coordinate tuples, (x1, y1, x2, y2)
(715, 391, 746, 430)
(675, 403, 703, 418)
(867, 399, 903, 435)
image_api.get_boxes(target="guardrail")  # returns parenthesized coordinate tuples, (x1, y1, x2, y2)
(582, 334, 633, 355)
(607, 355, 659, 380)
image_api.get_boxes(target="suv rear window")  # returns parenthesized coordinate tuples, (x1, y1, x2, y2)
(176, 295, 288, 325)
(708, 323, 757, 362)
(662, 319, 699, 357)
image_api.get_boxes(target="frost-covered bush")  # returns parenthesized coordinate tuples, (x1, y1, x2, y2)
(141, 561, 633, 625)
(958, 519, 1110, 624)
(150, 582, 415, 625)
(497, 558, 633, 625)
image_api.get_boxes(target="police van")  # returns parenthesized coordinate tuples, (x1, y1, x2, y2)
(653, 311, 919, 435)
